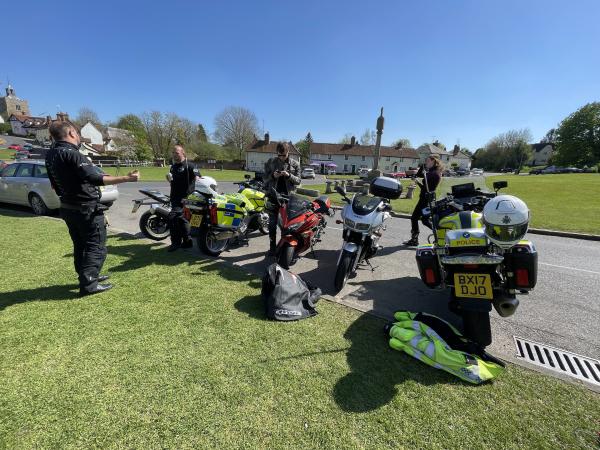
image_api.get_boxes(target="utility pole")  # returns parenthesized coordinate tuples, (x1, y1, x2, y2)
(372, 107, 384, 171)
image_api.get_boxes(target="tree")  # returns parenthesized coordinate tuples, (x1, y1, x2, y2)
(338, 133, 354, 144)
(75, 107, 101, 127)
(295, 132, 314, 165)
(114, 113, 152, 160)
(392, 138, 411, 148)
(213, 106, 259, 160)
(476, 129, 532, 171)
(541, 128, 557, 144)
(141, 111, 184, 159)
(554, 102, 600, 166)
(197, 124, 208, 143)
(360, 128, 376, 145)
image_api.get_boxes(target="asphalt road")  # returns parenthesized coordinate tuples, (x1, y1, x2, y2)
(106, 181, 600, 369)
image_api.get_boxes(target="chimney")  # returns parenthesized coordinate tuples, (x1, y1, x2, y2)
(395, 141, 403, 149)
(264, 132, 270, 145)
(453, 144, 460, 155)
(350, 136, 356, 146)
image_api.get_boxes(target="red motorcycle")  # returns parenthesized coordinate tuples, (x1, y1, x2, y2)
(268, 189, 333, 269)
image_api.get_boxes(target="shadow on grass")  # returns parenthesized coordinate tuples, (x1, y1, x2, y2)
(333, 312, 460, 413)
(0, 284, 80, 312)
(234, 295, 265, 320)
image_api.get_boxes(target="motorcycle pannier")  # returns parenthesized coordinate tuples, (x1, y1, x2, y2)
(505, 241, 538, 290)
(212, 194, 246, 229)
(415, 244, 442, 288)
(370, 176, 403, 200)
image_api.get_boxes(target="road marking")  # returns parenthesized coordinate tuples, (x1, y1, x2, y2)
(540, 262, 600, 275)
(327, 226, 343, 231)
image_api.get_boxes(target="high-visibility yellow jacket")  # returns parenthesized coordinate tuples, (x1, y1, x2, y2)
(387, 311, 504, 384)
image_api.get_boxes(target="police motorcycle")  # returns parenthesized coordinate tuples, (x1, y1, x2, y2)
(131, 176, 218, 241)
(333, 177, 401, 292)
(184, 181, 260, 257)
(233, 174, 269, 235)
(415, 181, 538, 351)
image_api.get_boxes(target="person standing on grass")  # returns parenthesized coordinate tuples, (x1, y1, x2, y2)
(403, 155, 443, 247)
(263, 142, 301, 256)
(45, 121, 140, 296)
(166, 144, 200, 252)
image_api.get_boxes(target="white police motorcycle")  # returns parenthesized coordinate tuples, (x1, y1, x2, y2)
(333, 177, 402, 292)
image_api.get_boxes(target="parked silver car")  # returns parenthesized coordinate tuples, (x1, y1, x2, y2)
(0, 160, 118, 215)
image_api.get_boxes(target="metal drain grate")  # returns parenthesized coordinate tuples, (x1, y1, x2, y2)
(513, 336, 600, 386)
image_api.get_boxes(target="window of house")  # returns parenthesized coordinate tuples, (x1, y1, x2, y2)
(362, 156, 365, 161)
(344, 154, 348, 160)
(386, 157, 390, 161)
(328, 154, 332, 160)
(16, 105, 21, 110)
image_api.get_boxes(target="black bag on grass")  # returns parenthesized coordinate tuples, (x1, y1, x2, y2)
(261, 263, 321, 321)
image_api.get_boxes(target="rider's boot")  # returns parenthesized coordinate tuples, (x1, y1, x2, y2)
(402, 232, 419, 247)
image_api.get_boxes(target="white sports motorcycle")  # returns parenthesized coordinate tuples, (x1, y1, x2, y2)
(333, 177, 401, 292)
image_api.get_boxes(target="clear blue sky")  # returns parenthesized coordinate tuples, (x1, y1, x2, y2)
(5, 0, 600, 150)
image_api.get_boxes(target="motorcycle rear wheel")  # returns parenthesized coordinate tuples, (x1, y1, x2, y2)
(462, 310, 492, 348)
(334, 250, 353, 293)
(277, 243, 295, 269)
(139, 211, 170, 241)
(198, 226, 229, 256)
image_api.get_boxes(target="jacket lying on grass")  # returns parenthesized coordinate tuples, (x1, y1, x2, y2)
(386, 311, 505, 384)
(262, 263, 321, 321)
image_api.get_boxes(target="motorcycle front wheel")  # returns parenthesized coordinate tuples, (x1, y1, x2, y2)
(139, 211, 170, 241)
(334, 250, 353, 293)
(257, 212, 269, 235)
(277, 243, 295, 269)
(198, 226, 229, 256)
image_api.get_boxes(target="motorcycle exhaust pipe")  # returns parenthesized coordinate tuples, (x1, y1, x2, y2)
(153, 205, 171, 217)
(213, 231, 235, 241)
(493, 296, 519, 317)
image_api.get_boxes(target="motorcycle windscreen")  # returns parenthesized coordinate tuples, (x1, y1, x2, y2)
(286, 195, 312, 220)
(352, 194, 382, 216)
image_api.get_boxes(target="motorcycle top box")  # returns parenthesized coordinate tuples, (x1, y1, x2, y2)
(369, 176, 403, 200)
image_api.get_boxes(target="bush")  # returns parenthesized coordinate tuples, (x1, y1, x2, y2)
(0, 123, 11, 134)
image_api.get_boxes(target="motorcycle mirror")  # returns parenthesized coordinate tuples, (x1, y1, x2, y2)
(493, 180, 508, 191)
(244, 174, 251, 180)
(334, 185, 346, 196)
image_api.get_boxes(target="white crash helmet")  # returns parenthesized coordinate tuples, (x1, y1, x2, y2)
(482, 194, 530, 248)
(194, 176, 218, 196)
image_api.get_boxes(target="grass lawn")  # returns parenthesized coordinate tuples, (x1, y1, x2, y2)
(101, 166, 254, 182)
(485, 174, 600, 234)
(309, 174, 600, 234)
(1, 214, 599, 448)
(0, 148, 16, 160)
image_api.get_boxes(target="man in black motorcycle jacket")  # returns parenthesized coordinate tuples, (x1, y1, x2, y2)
(45, 121, 140, 296)
(166, 145, 200, 252)
(263, 142, 301, 255)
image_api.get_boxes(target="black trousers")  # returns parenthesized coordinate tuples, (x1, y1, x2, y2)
(410, 196, 433, 235)
(61, 208, 107, 293)
(168, 205, 191, 246)
(268, 205, 280, 244)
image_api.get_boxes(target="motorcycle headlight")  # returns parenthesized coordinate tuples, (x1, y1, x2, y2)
(284, 222, 302, 233)
(355, 222, 370, 231)
(344, 218, 356, 229)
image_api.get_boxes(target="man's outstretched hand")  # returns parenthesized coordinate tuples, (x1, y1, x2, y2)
(129, 170, 140, 182)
